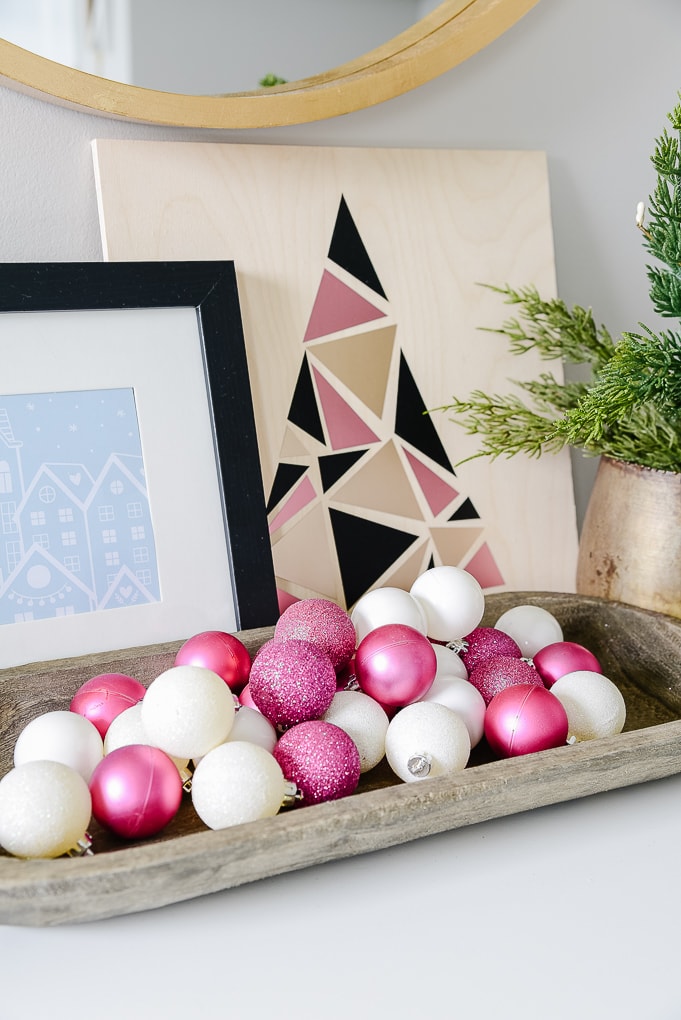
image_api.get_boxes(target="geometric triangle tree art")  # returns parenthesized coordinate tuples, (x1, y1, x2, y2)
(267, 193, 506, 611)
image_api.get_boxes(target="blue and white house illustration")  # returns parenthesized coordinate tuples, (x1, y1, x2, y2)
(0, 389, 160, 626)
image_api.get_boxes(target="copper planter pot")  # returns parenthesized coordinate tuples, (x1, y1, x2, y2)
(576, 455, 681, 619)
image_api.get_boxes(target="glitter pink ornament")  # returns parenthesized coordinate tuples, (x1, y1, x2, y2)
(174, 631, 251, 692)
(274, 598, 357, 672)
(273, 720, 361, 804)
(355, 623, 437, 707)
(459, 626, 522, 674)
(89, 744, 183, 840)
(532, 641, 602, 688)
(248, 638, 337, 728)
(484, 683, 569, 758)
(468, 653, 544, 705)
(70, 673, 146, 739)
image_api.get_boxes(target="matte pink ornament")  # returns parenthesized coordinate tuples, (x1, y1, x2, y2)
(248, 638, 337, 727)
(468, 654, 544, 705)
(89, 744, 183, 840)
(532, 641, 602, 689)
(274, 597, 357, 671)
(175, 631, 251, 692)
(484, 683, 569, 758)
(459, 626, 522, 674)
(354, 623, 437, 707)
(70, 673, 146, 739)
(238, 683, 259, 710)
(273, 720, 361, 804)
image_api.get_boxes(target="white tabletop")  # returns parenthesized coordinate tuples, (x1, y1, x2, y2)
(0, 771, 679, 1020)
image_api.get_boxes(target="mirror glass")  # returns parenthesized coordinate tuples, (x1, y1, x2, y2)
(0, 0, 433, 96)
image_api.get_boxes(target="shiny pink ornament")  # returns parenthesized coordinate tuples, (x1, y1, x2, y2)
(175, 631, 251, 692)
(70, 673, 146, 739)
(239, 683, 259, 710)
(248, 638, 337, 727)
(355, 624, 436, 707)
(533, 641, 602, 689)
(274, 597, 356, 671)
(484, 683, 569, 758)
(89, 744, 183, 839)
(468, 654, 544, 705)
(273, 720, 361, 804)
(460, 626, 522, 674)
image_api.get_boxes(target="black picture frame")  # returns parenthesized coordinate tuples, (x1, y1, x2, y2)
(0, 261, 278, 665)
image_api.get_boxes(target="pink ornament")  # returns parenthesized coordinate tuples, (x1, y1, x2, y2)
(460, 626, 522, 674)
(89, 744, 183, 840)
(70, 673, 146, 739)
(468, 654, 544, 705)
(533, 641, 602, 689)
(274, 598, 357, 671)
(239, 683, 259, 710)
(354, 624, 437, 707)
(273, 720, 361, 804)
(484, 683, 569, 758)
(248, 639, 337, 727)
(175, 631, 251, 692)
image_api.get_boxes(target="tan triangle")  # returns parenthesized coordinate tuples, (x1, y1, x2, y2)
(430, 527, 485, 566)
(333, 438, 422, 519)
(271, 504, 343, 602)
(280, 426, 316, 459)
(381, 541, 430, 590)
(311, 324, 396, 419)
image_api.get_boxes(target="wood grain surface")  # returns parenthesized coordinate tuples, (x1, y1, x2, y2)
(0, 592, 680, 926)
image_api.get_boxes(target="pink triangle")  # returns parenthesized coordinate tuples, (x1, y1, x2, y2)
(464, 543, 505, 589)
(404, 448, 459, 515)
(277, 589, 300, 614)
(268, 474, 317, 533)
(312, 367, 379, 450)
(304, 270, 386, 341)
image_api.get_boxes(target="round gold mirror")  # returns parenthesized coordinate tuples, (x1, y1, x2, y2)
(0, 0, 540, 129)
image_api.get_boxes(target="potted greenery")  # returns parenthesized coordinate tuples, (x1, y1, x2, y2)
(436, 93, 681, 619)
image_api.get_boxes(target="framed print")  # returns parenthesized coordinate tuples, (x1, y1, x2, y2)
(0, 261, 278, 668)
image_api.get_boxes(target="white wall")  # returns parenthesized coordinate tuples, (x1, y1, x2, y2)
(0, 0, 679, 527)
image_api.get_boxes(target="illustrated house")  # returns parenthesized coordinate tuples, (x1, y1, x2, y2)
(85, 453, 159, 608)
(0, 408, 25, 587)
(0, 543, 95, 625)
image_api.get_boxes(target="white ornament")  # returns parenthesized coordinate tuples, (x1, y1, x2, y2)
(409, 566, 484, 642)
(418, 675, 486, 747)
(322, 690, 389, 773)
(104, 703, 189, 774)
(385, 701, 470, 783)
(432, 642, 468, 681)
(14, 710, 103, 782)
(0, 760, 92, 859)
(550, 669, 626, 742)
(141, 665, 235, 760)
(351, 586, 427, 643)
(226, 706, 278, 754)
(494, 604, 563, 658)
(191, 741, 286, 829)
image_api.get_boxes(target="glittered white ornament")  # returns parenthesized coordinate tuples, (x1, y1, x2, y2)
(141, 665, 236, 760)
(0, 760, 92, 859)
(432, 642, 468, 681)
(104, 703, 190, 777)
(322, 690, 389, 773)
(226, 706, 278, 754)
(550, 670, 626, 742)
(494, 604, 564, 658)
(14, 710, 104, 782)
(409, 566, 485, 642)
(351, 587, 427, 644)
(385, 702, 470, 782)
(191, 741, 287, 829)
(418, 675, 486, 747)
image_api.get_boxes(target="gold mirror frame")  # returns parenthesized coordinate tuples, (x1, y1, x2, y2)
(0, 0, 540, 129)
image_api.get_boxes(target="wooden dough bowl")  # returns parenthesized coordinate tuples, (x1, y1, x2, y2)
(1, 591, 680, 926)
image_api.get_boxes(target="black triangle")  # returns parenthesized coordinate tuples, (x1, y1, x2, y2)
(318, 449, 367, 492)
(395, 352, 454, 473)
(329, 508, 418, 607)
(287, 355, 326, 444)
(448, 497, 480, 521)
(427, 554, 435, 569)
(266, 463, 308, 513)
(328, 195, 387, 300)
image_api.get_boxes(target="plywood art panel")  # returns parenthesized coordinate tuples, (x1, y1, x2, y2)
(92, 141, 578, 610)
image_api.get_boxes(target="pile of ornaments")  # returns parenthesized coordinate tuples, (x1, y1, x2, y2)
(0, 565, 626, 860)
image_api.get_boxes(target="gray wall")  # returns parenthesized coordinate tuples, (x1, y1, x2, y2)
(0, 0, 679, 527)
